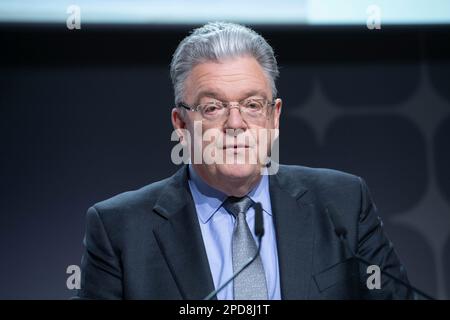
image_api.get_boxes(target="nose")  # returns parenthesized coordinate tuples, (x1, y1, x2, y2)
(225, 106, 247, 130)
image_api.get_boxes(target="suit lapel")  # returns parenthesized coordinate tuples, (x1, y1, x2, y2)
(270, 168, 315, 299)
(152, 166, 216, 299)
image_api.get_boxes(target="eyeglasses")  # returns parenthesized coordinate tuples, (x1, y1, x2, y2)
(177, 98, 276, 122)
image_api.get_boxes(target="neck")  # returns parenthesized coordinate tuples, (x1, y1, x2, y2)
(192, 165, 262, 197)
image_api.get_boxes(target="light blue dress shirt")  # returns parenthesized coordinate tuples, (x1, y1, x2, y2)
(188, 166, 281, 300)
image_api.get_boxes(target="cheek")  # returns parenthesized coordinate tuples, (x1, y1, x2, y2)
(201, 124, 222, 143)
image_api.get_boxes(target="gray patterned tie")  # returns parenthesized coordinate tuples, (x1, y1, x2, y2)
(222, 196, 268, 300)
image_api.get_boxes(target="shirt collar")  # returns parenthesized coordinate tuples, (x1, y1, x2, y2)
(188, 165, 272, 224)
(188, 165, 227, 224)
(247, 170, 272, 217)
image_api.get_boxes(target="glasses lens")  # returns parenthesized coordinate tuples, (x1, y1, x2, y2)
(242, 99, 266, 117)
(200, 99, 271, 121)
(200, 102, 225, 120)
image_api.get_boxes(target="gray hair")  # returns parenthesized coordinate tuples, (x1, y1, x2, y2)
(170, 21, 279, 104)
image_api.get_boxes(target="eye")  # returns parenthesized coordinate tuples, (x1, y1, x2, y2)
(244, 100, 263, 111)
(202, 103, 223, 115)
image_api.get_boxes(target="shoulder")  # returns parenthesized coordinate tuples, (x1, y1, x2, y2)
(275, 165, 371, 236)
(275, 164, 364, 203)
(87, 167, 185, 225)
(93, 176, 171, 213)
(277, 164, 362, 189)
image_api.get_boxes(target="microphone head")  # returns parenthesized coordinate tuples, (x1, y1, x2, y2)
(326, 204, 348, 238)
(254, 202, 265, 237)
(334, 226, 348, 238)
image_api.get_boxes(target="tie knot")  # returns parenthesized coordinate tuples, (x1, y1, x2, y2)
(222, 196, 254, 218)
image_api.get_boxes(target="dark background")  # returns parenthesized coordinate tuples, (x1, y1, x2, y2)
(0, 23, 449, 299)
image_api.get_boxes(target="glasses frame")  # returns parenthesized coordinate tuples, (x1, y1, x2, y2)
(176, 98, 277, 121)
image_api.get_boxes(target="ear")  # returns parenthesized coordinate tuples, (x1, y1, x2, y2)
(272, 98, 282, 129)
(171, 107, 187, 142)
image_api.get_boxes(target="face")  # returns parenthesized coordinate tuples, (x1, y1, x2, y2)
(172, 56, 282, 193)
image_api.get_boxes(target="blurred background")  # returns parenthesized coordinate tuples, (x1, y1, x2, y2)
(0, 0, 449, 299)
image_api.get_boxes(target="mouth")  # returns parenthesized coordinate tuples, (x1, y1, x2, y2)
(222, 144, 250, 150)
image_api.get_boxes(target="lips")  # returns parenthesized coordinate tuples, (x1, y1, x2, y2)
(222, 144, 249, 149)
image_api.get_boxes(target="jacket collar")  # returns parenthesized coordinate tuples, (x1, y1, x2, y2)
(269, 169, 314, 299)
(152, 166, 216, 299)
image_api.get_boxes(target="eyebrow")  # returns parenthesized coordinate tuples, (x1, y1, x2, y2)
(195, 89, 269, 104)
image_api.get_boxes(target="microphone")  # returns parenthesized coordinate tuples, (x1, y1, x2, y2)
(325, 204, 434, 300)
(254, 202, 264, 238)
(203, 202, 265, 300)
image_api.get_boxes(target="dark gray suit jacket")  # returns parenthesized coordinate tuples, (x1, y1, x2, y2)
(77, 164, 411, 299)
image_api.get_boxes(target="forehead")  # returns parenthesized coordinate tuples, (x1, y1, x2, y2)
(184, 56, 271, 103)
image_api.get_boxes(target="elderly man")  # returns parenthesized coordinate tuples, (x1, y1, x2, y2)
(77, 22, 411, 300)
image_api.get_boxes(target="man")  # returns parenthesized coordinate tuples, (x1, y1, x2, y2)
(77, 22, 411, 300)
